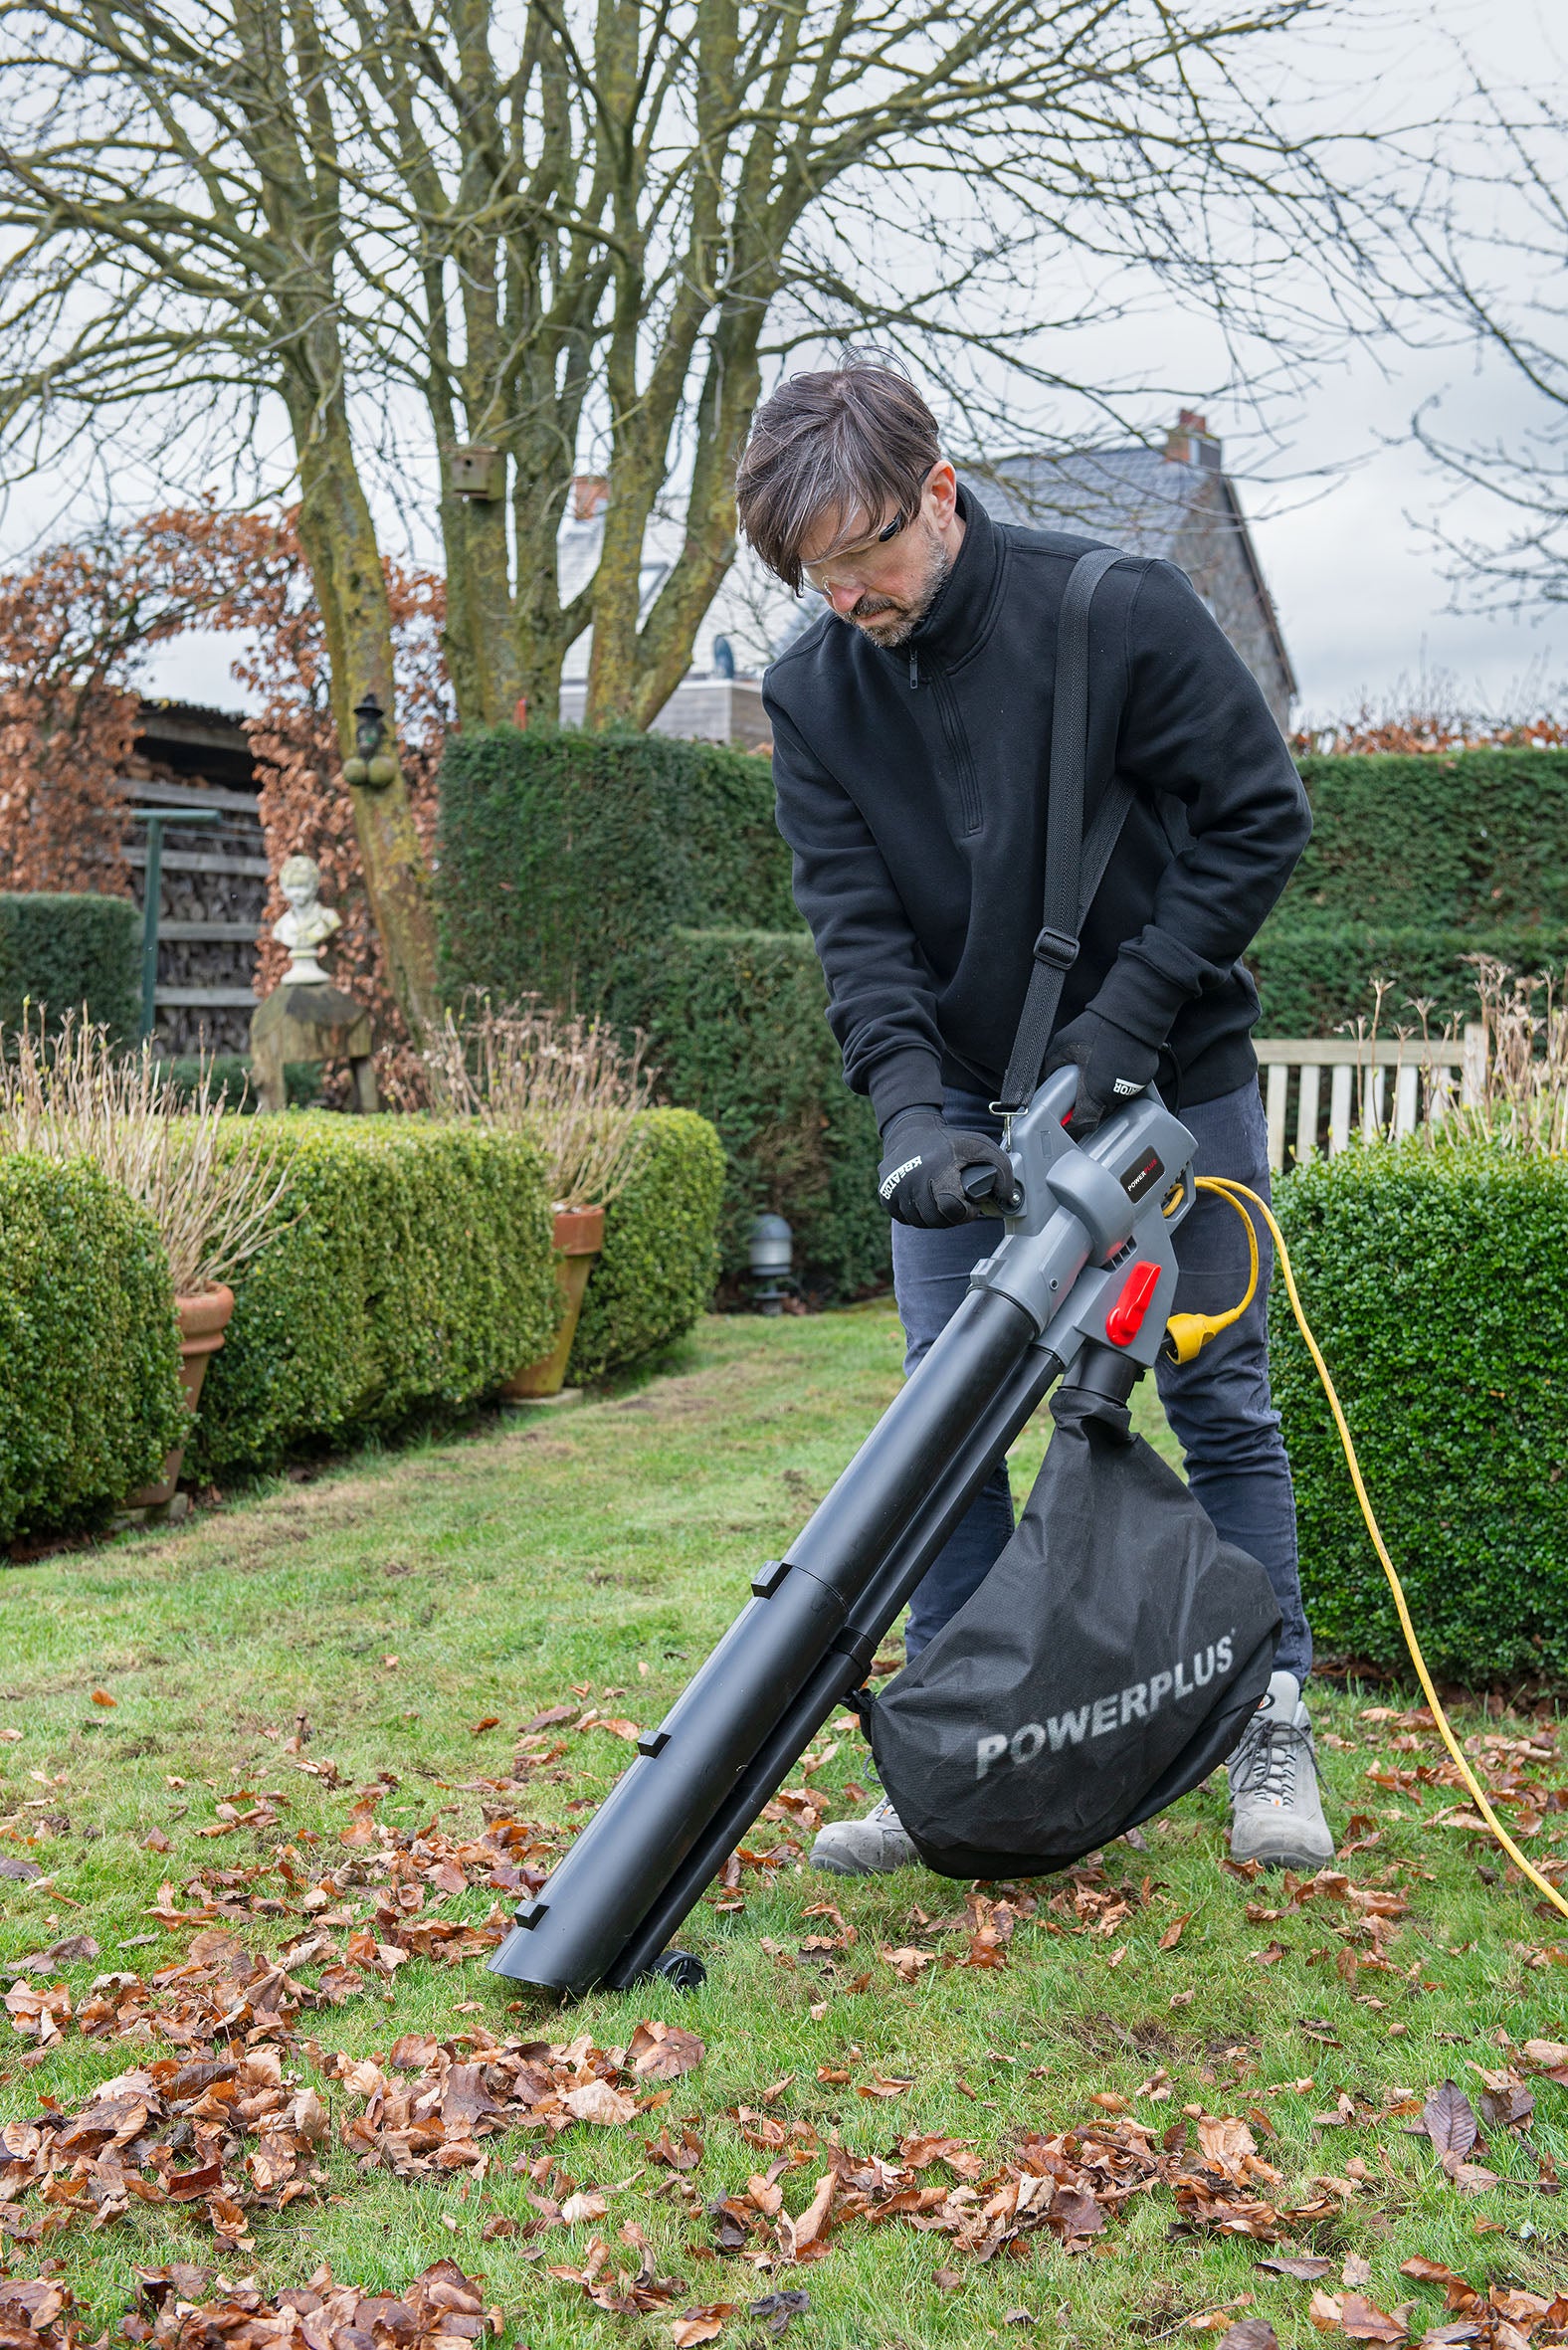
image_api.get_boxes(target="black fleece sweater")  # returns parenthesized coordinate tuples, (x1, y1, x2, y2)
(763, 490, 1311, 1126)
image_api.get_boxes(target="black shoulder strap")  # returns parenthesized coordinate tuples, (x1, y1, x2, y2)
(993, 548, 1136, 1115)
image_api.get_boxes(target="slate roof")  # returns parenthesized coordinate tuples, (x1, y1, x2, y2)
(965, 447, 1213, 554)
(965, 445, 1295, 698)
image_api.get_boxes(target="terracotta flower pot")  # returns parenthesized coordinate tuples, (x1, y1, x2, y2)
(126, 1285, 236, 1509)
(503, 1205, 605, 1399)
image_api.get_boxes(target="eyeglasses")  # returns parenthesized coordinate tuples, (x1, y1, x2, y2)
(801, 506, 908, 593)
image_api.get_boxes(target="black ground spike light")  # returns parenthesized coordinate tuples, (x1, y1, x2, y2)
(490, 1067, 1198, 1998)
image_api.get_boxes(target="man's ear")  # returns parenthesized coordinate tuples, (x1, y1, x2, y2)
(925, 459, 958, 522)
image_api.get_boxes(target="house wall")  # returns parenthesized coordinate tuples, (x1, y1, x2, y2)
(1170, 485, 1292, 732)
(557, 676, 771, 750)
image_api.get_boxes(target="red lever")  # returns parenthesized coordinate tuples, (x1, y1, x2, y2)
(1105, 1261, 1161, 1347)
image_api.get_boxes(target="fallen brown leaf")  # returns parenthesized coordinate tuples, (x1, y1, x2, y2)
(1397, 2255, 1473, 2298)
(628, 2021, 706, 2080)
(562, 2079, 639, 2127)
(783, 2170, 836, 2254)
(670, 2293, 732, 2339)
(1423, 2079, 1478, 2166)
(1338, 2293, 1408, 2342)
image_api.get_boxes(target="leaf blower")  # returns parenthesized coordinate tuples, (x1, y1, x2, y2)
(488, 1065, 1283, 1998)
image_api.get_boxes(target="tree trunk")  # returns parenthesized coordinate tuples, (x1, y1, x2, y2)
(442, 485, 526, 727)
(291, 399, 442, 1039)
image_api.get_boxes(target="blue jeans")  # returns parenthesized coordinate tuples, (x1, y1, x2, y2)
(891, 1079, 1311, 1683)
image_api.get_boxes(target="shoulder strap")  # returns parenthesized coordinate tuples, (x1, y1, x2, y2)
(993, 548, 1136, 1115)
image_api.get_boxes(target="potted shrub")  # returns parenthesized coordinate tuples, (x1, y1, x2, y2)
(424, 997, 651, 1395)
(0, 1014, 290, 1504)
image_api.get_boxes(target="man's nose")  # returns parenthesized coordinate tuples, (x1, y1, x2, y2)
(827, 579, 861, 616)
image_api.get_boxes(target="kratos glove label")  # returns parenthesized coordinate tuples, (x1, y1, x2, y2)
(879, 1154, 923, 1201)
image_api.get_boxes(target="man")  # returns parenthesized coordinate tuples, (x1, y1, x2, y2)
(736, 357, 1332, 1875)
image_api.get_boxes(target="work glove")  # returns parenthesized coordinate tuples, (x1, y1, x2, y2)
(1044, 1010, 1160, 1137)
(876, 1106, 1022, 1229)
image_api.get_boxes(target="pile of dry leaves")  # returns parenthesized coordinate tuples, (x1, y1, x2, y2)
(0, 2258, 497, 2350)
(534, 2061, 1556, 2345)
(334, 2018, 707, 2176)
(0, 2019, 708, 2254)
(2, 1790, 558, 2069)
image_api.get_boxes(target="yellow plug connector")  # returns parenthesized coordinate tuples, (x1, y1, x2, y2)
(1162, 1178, 1259, 1363)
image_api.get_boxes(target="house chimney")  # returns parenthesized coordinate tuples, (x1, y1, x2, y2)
(1164, 410, 1222, 471)
(569, 475, 610, 521)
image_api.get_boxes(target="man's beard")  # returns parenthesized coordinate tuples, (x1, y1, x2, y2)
(842, 520, 951, 648)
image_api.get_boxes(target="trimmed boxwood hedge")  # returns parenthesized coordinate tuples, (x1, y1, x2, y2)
(436, 725, 887, 1301)
(1270, 1143, 1568, 1683)
(193, 1104, 726, 1475)
(437, 722, 800, 1011)
(1249, 920, 1568, 1037)
(608, 931, 887, 1299)
(192, 1117, 562, 1477)
(567, 1108, 726, 1384)
(1285, 749, 1568, 932)
(0, 1154, 185, 1542)
(0, 891, 140, 1042)
(1255, 750, 1568, 1034)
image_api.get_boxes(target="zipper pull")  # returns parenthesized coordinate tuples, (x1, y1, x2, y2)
(909, 650, 919, 688)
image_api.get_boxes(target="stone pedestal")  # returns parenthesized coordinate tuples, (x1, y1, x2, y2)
(250, 982, 378, 1113)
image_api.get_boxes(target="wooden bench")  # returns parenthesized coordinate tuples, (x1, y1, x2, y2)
(1254, 1028, 1488, 1172)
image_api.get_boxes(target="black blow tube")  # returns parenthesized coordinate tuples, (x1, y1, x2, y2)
(603, 1339, 1065, 1990)
(489, 1286, 1039, 1996)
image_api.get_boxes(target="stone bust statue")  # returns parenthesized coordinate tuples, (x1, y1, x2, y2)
(273, 853, 341, 984)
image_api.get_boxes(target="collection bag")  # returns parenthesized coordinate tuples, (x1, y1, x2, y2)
(867, 1385, 1281, 1878)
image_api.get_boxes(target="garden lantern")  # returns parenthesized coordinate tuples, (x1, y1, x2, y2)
(342, 693, 395, 788)
(746, 1212, 794, 1314)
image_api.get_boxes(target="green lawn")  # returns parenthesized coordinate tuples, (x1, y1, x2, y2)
(3, 1304, 1567, 2349)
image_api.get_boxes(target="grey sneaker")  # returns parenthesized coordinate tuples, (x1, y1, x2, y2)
(810, 1795, 917, 1876)
(1227, 1670, 1335, 1868)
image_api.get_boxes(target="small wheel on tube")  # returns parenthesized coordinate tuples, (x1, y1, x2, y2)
(651, 1947, 706, 1992)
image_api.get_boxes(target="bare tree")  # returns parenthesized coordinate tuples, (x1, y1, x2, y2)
(3, 0, 1435, 773)
(1411, 92, 1568, 616)
(0, 0, 442, 1027)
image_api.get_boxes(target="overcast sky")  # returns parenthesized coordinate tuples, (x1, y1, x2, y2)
(1233, 297, 1565, 725)
(15, 0, 1564, 728)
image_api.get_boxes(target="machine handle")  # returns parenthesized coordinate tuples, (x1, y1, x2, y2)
(961, 1161, 1021, 1219)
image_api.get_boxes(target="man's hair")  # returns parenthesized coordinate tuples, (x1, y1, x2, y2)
(735, 358, 940, 592)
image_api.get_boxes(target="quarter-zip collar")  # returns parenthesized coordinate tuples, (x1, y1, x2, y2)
(894, 488, 1004, 689)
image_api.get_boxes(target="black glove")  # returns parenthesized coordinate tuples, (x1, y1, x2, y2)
(1044, 1010, 1160, 1136)
(876, 1106, 1022, 1229)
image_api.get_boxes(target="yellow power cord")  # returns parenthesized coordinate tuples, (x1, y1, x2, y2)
(1180, 1173, 1568, 1926)
(1165, 1183, 1259, 1364)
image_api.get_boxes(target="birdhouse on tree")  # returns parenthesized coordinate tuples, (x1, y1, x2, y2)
(449, 445, 505, 500)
